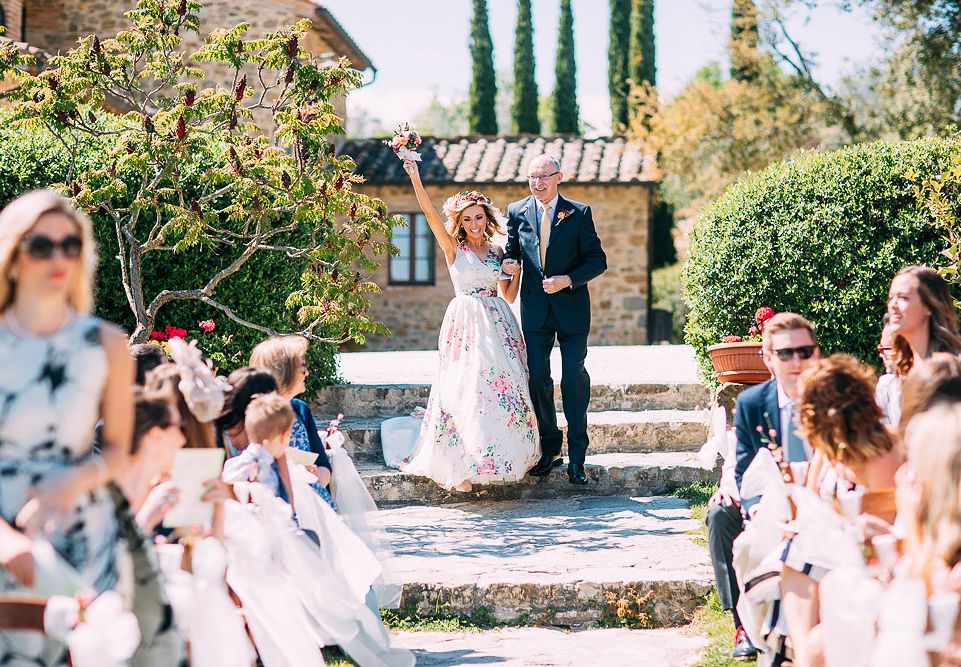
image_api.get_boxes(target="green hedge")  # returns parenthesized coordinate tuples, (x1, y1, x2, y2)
(684, 136, 961, 383)
(0, 115, 338, 388)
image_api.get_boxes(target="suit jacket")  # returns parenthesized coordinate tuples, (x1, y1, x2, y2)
(504, 193, 607, 334)
(733, 378, 781, 514)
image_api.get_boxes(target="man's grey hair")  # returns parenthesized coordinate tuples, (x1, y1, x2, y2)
(528, 153, 561, 173)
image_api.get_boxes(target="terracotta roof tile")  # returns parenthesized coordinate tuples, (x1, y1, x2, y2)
(337, 135, 656, 185)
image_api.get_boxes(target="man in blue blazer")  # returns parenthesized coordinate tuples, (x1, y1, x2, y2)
(503, 154, 607, 485)
(706, 312, 819, 658)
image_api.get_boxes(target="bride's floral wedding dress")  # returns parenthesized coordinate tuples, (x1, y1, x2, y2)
(389, 244, 540, 489)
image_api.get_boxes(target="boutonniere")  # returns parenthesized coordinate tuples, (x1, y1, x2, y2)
(555, 209, 575, 224)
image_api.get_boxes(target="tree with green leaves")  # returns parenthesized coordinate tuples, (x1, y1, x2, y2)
(730, 0, 760, 81)
(1, 0, 398, 344)
(551, 0, 579, 134)
(608, 0, 631, 131)
(469, 0, 498, 135)
(512, 0, 540, 134)
(628, 0, 655, 88)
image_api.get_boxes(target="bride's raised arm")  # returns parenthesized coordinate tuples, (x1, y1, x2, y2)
(404, 159, 457, 264)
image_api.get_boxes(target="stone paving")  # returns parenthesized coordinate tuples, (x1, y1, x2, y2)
(336, 344, 702, 385)
(382, 495, 713, 626)
(393, 627, 707, 666)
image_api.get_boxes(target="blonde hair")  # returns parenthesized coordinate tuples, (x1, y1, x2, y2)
(0, 190, 97, 313)
(441, 191, 505, 243)
(904, 404, 961, 578)
(761, 312, 818, 351)
(249, 335, 309, 396)
(245, 392, 294, 445)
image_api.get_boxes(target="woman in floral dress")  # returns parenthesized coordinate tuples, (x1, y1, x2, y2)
(393, 160, 539, 492)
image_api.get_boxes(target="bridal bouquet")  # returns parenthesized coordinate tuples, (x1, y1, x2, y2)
(384, 123, 423, 162)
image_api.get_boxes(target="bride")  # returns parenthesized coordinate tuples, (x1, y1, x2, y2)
(385, 159, 540, 492)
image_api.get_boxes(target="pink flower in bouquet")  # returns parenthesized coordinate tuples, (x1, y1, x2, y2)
(476, 458, 496, 475)
(198, 319, 215, 332)
(391, 136, 403, 150)
(401, 130, 411, 140)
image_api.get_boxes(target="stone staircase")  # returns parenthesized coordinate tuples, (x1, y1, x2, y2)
(311, 364, 721, 632)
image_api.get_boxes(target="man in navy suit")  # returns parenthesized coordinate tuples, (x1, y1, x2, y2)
(706, 312, 819, 659)
(503, 154, 607, 485)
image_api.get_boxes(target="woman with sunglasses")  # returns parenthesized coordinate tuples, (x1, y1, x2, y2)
(0, 190, 134, 664)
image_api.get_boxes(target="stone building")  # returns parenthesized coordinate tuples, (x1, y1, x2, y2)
(338, 135, 658, 351)
(0, 1, 373, 120)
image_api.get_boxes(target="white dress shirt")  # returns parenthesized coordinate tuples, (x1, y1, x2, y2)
(532, 193, 559, 226)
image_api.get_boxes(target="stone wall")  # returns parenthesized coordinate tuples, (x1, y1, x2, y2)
(2, 0, 23, 41)
(23, 0, 347, 123)
(354, 182, 653, 351)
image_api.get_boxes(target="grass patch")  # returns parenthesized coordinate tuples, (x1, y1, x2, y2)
(321, 647, 357, 665)
(381, 605, 496, 632)
(671, 482, 743, 666)
(690, 589, 740, 667)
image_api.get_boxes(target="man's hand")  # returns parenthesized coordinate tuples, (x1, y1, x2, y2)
(708, 489, 739, 508)
(542, 275, 572, 294)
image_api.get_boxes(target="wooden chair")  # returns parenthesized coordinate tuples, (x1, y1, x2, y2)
(0, 596, 72, 665)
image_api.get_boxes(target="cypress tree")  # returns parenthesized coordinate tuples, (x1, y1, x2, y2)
(551, 0, 579, 134)
(608, 0, 631, 130)
(628, 0, 656, 88)
(730, 0, 759, 82)
(512, 0, 540, 134)
(468, 0, 498, 135)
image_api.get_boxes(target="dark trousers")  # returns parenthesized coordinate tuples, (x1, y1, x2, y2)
(524, 310, 590, 464)
(705, 501, 745, 612)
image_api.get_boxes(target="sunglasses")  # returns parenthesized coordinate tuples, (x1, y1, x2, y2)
(772, 345, 818, 361)
(20, 234, 83, 260)
(877, 345, 892, 354)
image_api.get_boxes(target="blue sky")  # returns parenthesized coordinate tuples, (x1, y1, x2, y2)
(322, 0, 883, 135)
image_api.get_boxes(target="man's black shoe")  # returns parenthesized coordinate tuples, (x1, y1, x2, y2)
(568, 462, 588, 485)
(530, 454, 564, 477)
(732, 627, 757, 660)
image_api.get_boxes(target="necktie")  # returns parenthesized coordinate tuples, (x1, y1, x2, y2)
(785, 403, 808, 462)
(539, 203, 553, 268)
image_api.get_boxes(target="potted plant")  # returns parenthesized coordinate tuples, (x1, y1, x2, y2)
(707, 307, 775, 384)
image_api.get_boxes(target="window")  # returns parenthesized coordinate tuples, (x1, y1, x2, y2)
(389, 212, 435, 285)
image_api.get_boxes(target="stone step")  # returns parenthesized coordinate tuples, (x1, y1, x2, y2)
(393, 627, 707, 667)
(361, 452, 717, 507)
(312, 381, 711, 418)
(380, 495, 714, 629)
(334, 410, 711, 464)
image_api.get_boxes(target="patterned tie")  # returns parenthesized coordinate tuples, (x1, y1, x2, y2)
(539, 202, 553, 269)
(785, 402, 808, 462)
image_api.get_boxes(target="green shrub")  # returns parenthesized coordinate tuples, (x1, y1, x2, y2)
(684, 136, 961, 383)
(0, 114, 338, 387)
(652, 262, 687, 342)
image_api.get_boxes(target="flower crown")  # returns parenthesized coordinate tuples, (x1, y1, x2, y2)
(442, 190, 494, 220)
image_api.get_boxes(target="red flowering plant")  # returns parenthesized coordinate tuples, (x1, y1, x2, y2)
(721, 306, 777, 343)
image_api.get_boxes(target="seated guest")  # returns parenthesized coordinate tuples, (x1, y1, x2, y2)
(112, 390, 187, 666)
(887, 266, 961, 379)
(734, 313, 821, 514)
(131, 343, 168, 387)
(898, 353, 961, 443)
(222, 392, 296, 506)
(875, 322, 902, 426)
(723, 313, 819, 659)
(249, 336, 335, 507)
(215, 367, 279, 456)
(782, 354, 904, 666)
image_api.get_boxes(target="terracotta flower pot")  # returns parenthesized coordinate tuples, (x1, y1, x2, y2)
(707, 341, 771, 385)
